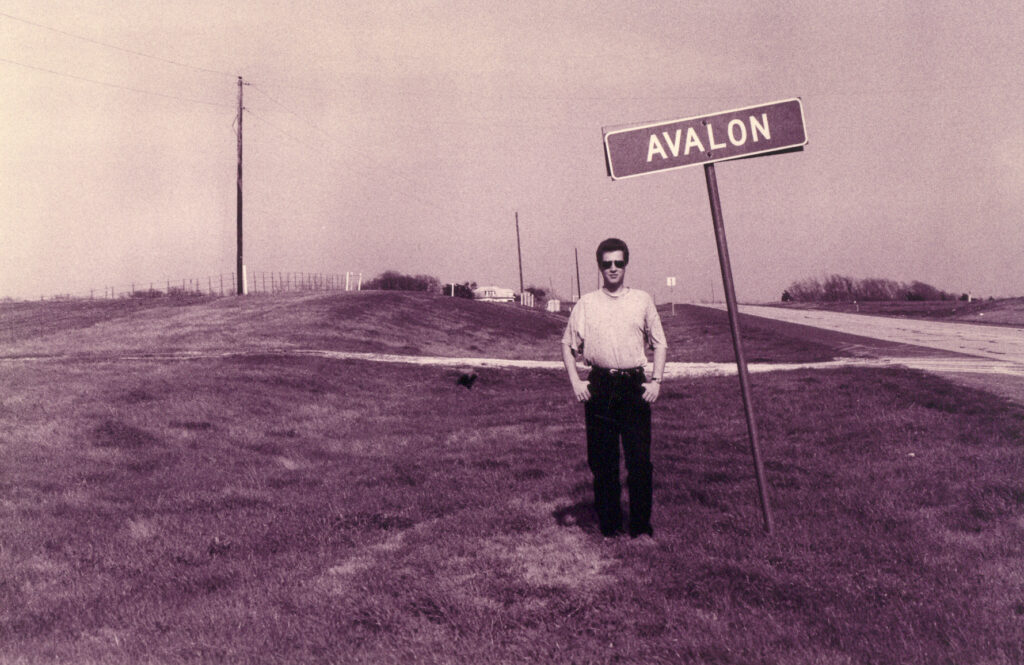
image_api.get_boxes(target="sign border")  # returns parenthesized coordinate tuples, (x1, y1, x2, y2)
(603, 98, 808, 180)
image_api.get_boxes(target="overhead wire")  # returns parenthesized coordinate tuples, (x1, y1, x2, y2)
(246, 85, 455, 213)
(250, 84, 333, 139)
(0, 56, 235, 108)
(243, 106, 453, 216)
(0, 9, 237, 78)
(5, 8, 1018, 110)
(253, 75, 1022, 106)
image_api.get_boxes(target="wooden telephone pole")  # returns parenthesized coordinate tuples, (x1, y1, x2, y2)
(574, 247, 582, 301)
(515, 211, 524, 297)
(236, 76, 245, 295)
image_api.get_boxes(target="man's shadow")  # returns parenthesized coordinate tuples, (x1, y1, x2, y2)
(551, 501, 599, 533)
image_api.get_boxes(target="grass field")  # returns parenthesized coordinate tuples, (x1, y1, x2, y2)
(2, 293, 1024, 664)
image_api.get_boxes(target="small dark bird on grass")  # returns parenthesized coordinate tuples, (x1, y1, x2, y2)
(457, 372, 478, 389)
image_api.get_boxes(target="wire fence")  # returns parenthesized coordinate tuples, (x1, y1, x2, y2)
(23, 271, 364, 302)
(13, 272, 559, 310)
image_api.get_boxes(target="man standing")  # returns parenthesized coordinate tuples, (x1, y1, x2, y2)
(561, 238, 667, 538)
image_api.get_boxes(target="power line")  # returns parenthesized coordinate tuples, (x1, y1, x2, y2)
(247, 86, 451, 206)
(252, 83, 577, 130)
(243, 108, 453, 215)
(0, 10, 236, 78)
(243, 108, 323, 156)
(254, 76, 1021, 105)
(0, 56, 235, 108)
(250, 84, 333, 139)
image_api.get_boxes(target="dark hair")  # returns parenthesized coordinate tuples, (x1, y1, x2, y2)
(596, 238, 629, 266)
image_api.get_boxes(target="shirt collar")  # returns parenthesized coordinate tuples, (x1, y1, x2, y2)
(600, 286, 629, 299)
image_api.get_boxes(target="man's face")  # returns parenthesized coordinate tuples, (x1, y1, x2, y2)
(599, 250, 626, 288)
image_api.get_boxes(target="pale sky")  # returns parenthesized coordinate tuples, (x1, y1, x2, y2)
(2, 1, 1022, 303)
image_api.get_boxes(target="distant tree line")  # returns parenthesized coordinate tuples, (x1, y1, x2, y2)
(364, 270, 441, 293)
(782, 275, 958, 302)
(443, 282, 476, 299)
(365, 271, 485, 300)
(364, 271, 561, 304)
(524, 286, 547, 303)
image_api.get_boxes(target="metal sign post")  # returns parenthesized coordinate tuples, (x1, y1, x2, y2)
(704, 162, 773, 534)
(603, 98, 807, 534)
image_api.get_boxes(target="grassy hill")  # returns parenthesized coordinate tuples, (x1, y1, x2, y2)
(0, 292, 567, 359)
(1, 291, 924, 364)
(3, 291, 1024, 663)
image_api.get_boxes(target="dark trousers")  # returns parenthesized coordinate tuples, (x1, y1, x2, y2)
(584, 368, 653, 536)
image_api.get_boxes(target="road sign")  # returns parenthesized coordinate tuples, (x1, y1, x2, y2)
(600, 98, 807, 534)
(666, 276, 677, 287)
(603, 98, 807, 180)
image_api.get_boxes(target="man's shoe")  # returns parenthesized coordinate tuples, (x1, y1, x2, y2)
(628, 525, 653, 538)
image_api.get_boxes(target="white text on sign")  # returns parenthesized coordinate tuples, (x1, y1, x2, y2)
(647, 114, 771, 162)
(602, 99, 807, 180)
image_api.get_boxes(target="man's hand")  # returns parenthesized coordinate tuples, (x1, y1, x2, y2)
(572, 379, 591, 403)
(641, 381, 661, 403)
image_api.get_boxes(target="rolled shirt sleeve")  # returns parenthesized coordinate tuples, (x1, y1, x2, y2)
(644, 296, 668, 350)
(562, 300, 585, 355)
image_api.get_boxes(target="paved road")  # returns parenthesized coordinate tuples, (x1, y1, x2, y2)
(701, 303, 1024, 364)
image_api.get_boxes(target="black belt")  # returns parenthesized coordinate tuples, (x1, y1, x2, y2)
(590, 366, 645, 378)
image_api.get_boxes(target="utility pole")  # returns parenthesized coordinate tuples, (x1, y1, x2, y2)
(574, 247, 582, 302)
(515, 211, 524, 298)
(236, 76, 246, 295)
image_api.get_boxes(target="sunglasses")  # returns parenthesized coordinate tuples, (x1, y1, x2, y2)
(599, 260, 626, 269)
